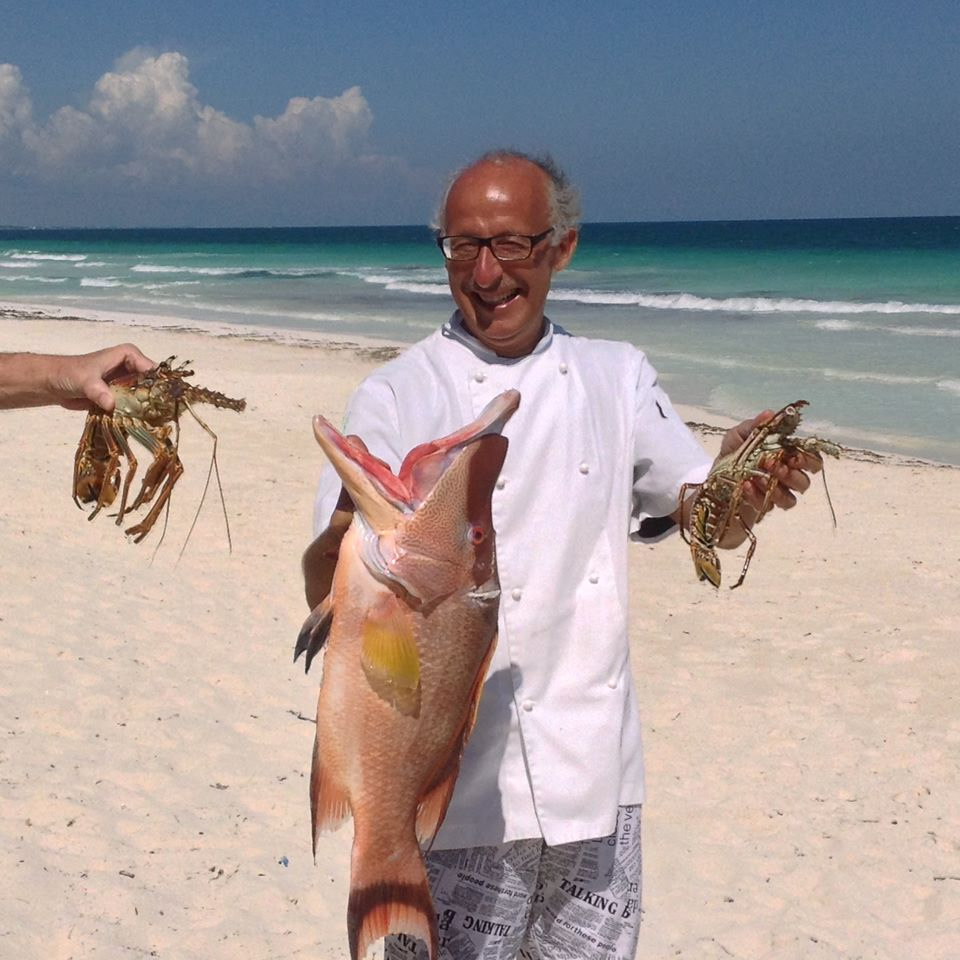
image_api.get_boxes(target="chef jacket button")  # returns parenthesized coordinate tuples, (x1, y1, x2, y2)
(473, 371, 486, 383)
(607, 679, 618, 689)
(522, 699, 534, 712)
(579, 462, 590, 475)
(559, 362, 568, 375)
(511, 588, 523, 601)
(588, 574, 599, 584)
(495, 478, 506, 490)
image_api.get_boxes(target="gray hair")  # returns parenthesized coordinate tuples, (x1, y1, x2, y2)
(432, 149, 582, 243)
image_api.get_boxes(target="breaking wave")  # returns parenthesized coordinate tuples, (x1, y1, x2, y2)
(130, 263, 336, 279)
(1, 274, 67, 283)
(3, 251, 87, 262)
(548, 288, 960, 316)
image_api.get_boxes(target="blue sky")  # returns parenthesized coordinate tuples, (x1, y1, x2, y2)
(2, 0, 958, 227)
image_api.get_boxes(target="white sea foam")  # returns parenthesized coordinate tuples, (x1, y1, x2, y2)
(814, 318, 867, 331)
(131, 264, 249, 275)
(0, 275, 68, 283)
(80, 278, 125, 288)
(1, 260, 40, 269)
(7, 251, 87, 262)
(549, 288, 960, 316)
(888, 324, 960, 338)
(938, 380, 960, 396)
(813, 317, 959, 338)
(345, 270, 448, 295)
(382, 280, 447, 295)
(820, 368, 933, 386)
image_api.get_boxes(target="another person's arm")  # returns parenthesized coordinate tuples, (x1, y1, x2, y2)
(0, 345, 155, 412)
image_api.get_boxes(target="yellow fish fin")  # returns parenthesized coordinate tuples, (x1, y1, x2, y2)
(360, 606, 421, 717)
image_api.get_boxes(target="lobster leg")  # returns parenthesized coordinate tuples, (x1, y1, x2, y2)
(677, 481, 700, 546)
(123, 452, 185, 543)
(730, 526, 759, 590)
(125, 426, 173, 511)
(108, 421, 140, 525)
(88, 418, 124, 521)
(73, 413, 102, 508)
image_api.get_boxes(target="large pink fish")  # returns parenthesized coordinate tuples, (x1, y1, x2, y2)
(297, 390, 519, 959)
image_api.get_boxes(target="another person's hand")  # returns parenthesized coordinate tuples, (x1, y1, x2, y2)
(56, 344, 156, 412)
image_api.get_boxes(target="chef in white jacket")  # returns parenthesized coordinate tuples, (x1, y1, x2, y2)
(306, 150, 819, 960)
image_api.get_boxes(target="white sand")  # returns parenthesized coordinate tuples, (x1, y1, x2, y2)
(1, 309, 957, 959)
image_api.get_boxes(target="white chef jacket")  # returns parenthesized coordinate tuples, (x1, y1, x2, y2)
(312, 312, 711, 850)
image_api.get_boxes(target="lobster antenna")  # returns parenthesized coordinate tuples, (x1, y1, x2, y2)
(178, 398, 233, 559)
(819, 463, 838, 528)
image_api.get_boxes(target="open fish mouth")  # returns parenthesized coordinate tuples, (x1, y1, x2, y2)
(312, 389, 520, 533)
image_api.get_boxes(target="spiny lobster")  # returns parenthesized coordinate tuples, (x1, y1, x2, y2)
(73, 357, 246, 547)
(679, 400, 840, 589)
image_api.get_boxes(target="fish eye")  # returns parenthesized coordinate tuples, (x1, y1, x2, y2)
(468, 525, 486, 544)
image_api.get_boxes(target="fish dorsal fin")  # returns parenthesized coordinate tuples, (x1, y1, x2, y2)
(294, 597, 334, 673)
(360, 602, 421, 717)
(415, 631, 497, 846)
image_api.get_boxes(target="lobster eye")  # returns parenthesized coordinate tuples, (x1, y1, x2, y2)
(468, 525, 486, 545)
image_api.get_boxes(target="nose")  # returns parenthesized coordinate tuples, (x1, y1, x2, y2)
(471, 245, 503, 289)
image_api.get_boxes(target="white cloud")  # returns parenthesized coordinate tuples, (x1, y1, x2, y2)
(0, 64, 32, 157)
(253, 87, 372, 177)
(0, 50, 375, 185)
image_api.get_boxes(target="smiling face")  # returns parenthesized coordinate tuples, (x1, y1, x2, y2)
(441, 158, 578, 358)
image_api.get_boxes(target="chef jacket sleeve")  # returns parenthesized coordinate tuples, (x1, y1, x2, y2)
(629, 354, 712, 541)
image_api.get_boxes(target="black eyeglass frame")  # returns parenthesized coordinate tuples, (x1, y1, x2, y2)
(436, 228, 555, 262)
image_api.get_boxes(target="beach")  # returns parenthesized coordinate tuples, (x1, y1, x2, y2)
(1, 309, 958, 959)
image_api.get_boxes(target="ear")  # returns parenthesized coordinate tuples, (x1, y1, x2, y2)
(550, 228, 579, 272)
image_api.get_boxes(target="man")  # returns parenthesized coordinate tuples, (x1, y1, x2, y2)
(0, 344, 155, 411)
(306, 151, 817, 959)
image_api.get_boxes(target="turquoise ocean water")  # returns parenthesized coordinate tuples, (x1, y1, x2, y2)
(2, 219, 958, 465)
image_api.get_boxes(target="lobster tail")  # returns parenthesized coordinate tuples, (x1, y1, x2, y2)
(692, 542, 722, 588)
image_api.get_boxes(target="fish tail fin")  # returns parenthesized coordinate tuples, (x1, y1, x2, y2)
(348, 834, 437, 960)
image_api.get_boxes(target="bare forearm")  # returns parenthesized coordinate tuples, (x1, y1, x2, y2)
(302, 505, 354, 609)
(0, 344, 154, 412)
(0, 353, 71, 409)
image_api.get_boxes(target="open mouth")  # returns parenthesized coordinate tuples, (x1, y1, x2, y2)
(475, 290, 520, 309)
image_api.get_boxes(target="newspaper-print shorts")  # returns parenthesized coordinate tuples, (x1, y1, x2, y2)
(384, 804, 642, 960)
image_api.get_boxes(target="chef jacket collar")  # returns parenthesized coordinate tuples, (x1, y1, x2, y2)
(442, 311, 556, 363)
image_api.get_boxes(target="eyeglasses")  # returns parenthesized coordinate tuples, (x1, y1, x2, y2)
(436, 229, 554, 262)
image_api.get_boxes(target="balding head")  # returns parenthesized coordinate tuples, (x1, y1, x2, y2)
(435, 150, 581, 240)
